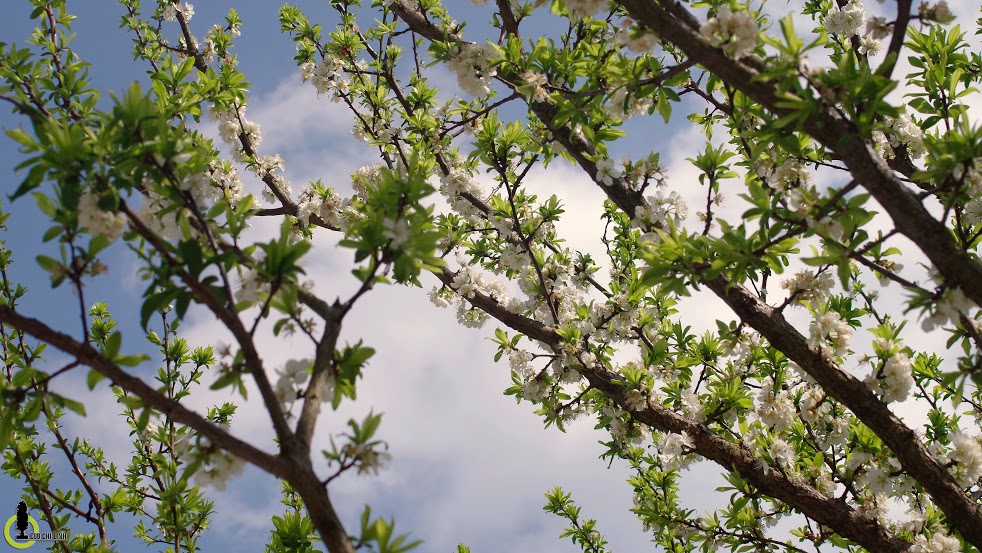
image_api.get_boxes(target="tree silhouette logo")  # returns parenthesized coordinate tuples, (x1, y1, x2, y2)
(3, 501, 38, 549)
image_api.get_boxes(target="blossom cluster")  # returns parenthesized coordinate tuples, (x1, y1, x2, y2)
(766, 159, 810, 191)
(864, 341, 914, 403)
(920, 0, 956, 25)
(194, 451, 244, 491)
(608, 86, 654, 120)
(603, 405, 647, 446)
(197, 22, 240, 65)
(699, 6, 759, 60)
(756, 377, 795, 432)
(633, 190, 688, 236)
(808, 311, 852, 357)
(595, 157, 622, 186)
(429, 265, 511, 329)
(623, 155, 668, 192)
(614, 19, 657, 54)
(780, 269, 834, 305)
(209, 105, 263, 159)
(920, 286, 972, 332)
(351, 163, 385, 200)
(161, 2, 193, 23)
(342, 441, 393, 476)
(236, 257, 270, 305)
(300, 57, 349, 102)
(657, 431, 695, 470)
(296, 186, 348, 229)
(909, 530, 962, 553)
(274, 358, 312, 409)
(208, 160, 247, 205)
(563, 0, 608, 18)
(825, 0, 864, 38)
(439, 166, 487, 225)
(447, 43, 497, 97)
(521, 70, 549, 103)
(941, 431, 982, 487)
(954, 157, 982, 226)
(77, 190, 127, 241)
(873, 113, 926, 160)
(758, 158, 813, 215)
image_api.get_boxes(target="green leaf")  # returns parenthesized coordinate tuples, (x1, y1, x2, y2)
(54, 394, 87, 417)
(0, 405, 18, 454)
(87, 369, 105, 390)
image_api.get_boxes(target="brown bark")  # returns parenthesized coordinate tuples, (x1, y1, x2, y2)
(433, 269, 911, 552)
(613, 1, 982, 546)
(0, 306, 289, 479)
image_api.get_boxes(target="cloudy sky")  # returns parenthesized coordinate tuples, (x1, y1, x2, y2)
(1, 1, 980, 552)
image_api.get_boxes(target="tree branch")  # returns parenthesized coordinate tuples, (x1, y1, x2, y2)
(0, 305, 291, 481)
(616, 0, 982, 310)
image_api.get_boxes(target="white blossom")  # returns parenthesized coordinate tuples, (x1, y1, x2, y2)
(781, 269, 834, 305)
(922, 0, 956, 25)
(857, 34, 882, 56)
(808, 311, 852, 356)
(866, 352, 913, 403)
(608, 87, 653, 120)
(681, 389, 705, 422)
(757, 378, 795, 432)
(825, 0, 865, 38)
(77, 190, 127, 241)
(921, 287, 972, 332)
(595, 157, 622, 186)
(343, 442, 392, 476)
(866, 16, 891, 40)
(447, 43, 497, 97)
(236, 265, 268, 305)
(624, 389, 648, 411)
(658, 431, 694, 468)
(633, 190, 687, 231)
(194, 452, 244, 491)
(767, 159, 810, 191)
(615, 19, 657, 53)
(308, 57, 348, 102)
(521, 70, 549, 103)
(136, 189, 184, 242)
(521, 378, 549, 401)
(382, 217, 412, 249)
(428, 286, 454, 309)
(943, 432, 982, 487)
(909, 530, 963, 553)
(564, 0, 608, 18)
(700, 6, 759, 59)
(457, 304, 489, 328)
(508, 348, 534, 377)
(161, 4, 177, 22)
(884, 113, 926, 159)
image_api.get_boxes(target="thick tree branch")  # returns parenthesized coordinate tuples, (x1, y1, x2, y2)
(703, 276, 982, 545)
(612, 2, 982, 545)
(877, 0, 913, 80)
(119, 202, 297, 453)
(616, 0, 982, 309)
(433, 266, 910, 552)
(295, 307, 342, 453)
(0, 305, 290, 480)
(586, 367, 912, 553)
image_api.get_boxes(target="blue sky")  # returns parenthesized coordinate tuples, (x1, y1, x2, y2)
(2, 1, 982, 552)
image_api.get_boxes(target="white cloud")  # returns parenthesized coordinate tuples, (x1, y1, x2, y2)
(89, 73, 656, 552)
